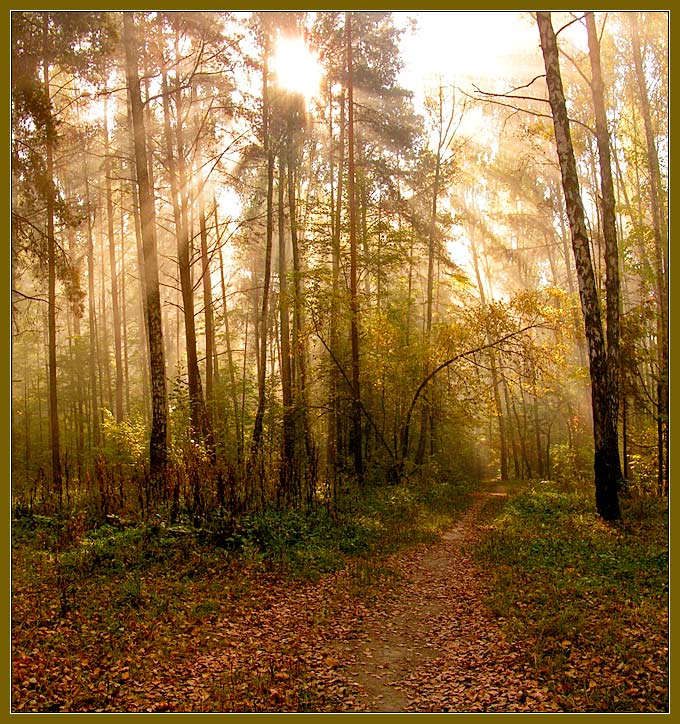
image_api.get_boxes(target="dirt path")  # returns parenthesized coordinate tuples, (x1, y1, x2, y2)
(327, 486, 561, 712)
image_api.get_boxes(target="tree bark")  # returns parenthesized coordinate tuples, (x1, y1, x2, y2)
(327, 84, 345, 479)
(84, 172, 101, 448)
(287, 114, 312, 465)
(346, 11, 363, 482)
(469, 222, 508, 481)
(278, 154, 296, 503)
(586, 11, 622, 472)
(42, 15, 62, 504)
(537, 11, 621, 520)
(103, 97, 124, 422)
(630, 13, 668, 496)
(216, 203, 243, 465)
(199, 189, 217, 414)
(123, 11, 168, 492)
(170, 62, 211, 446)
(250, 32, 275, 461)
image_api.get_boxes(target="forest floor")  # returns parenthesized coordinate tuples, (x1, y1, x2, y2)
(11, 478, 668, 713)
(325, 485, 560, 712)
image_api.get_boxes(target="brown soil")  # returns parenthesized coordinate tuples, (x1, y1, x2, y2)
(328, 485, 561, 712)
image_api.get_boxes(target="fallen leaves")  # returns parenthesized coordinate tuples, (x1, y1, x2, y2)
(11, 485, 668, 713)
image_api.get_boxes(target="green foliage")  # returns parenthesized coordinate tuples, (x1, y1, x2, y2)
(100, 411, 147, 468)
(206, 507, 374, 580)
(56, 522, 198, 577)
(549, 443, 587, 486)
(475, 480, 668, 711)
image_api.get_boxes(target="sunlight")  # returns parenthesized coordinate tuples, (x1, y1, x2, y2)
(272, 35, 322, 102)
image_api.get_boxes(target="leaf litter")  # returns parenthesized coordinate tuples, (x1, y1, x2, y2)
(12, 487, 666, 712)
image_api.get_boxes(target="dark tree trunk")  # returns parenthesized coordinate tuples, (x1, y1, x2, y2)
(171, 70, 211, 447)
(250, 35, 275, 461)
(216, 203, 244, 465)
(278, 153, 295, 493)
(103, 98, 124, 422)
(199, 189, 217, 414)
(537, 11, 621, 520)
(84, 173, 101, 448)
(586, 11, 622, 472)
(287, 121, 312, 466)
(42, 16, 61, 504)
(327, 84, 345, 479)
(470, 222, 508, 481)
(346, 12, 363, 482)
(123, 11, 168, 492)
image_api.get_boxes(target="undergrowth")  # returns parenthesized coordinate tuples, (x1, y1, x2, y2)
(13, 466, 473, 583)
(475, 479, 668, 713)
(11, 466, 474, 712)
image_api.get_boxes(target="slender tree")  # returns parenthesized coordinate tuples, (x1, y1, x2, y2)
(586, 11, 622, 480)
(346, 12, 363, 482)
(630, 13, 668, 496)
(41, 15, 62, 502)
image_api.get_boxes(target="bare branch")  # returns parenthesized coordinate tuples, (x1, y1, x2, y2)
(400, 323, 544, 460)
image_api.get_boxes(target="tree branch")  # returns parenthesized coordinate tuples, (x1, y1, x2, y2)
(313, 323, 396, 461)
(400, 323, 543, 460)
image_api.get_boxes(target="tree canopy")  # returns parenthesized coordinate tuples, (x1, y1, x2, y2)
(11, 11, 668, 522)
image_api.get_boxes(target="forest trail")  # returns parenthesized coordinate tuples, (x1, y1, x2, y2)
(328, 484, 560, 712)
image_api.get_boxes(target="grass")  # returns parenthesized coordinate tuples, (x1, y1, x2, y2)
(474, 479, 669, 712)
(11, 467, 474, 712)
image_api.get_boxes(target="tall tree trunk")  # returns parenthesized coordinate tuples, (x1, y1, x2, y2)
(42, 16, 61, 504)
(287, 118, 312, 463)
(417, 83, 451, 465)
(119, 195, 131, 415)
(469, 217, 508, 481)
(199, 189, 216, 415)
(123, 11, 168, 492)
(278, 155, 295, 502)
(216, 204, 243, 465)
(84, 173, 101, 448)
(327, 84, 345, 478)
(586, 11, 622, 476)
(103, 97, 124, 422)
(171, 69, 211, 446)
(346, 11, 363, 482)
(126, 108, 151, 428)
(630, 13, 668, 496)
(537, 11, 621, 520)
(99, 223, 113, 413)
(250, 34, 275, 461)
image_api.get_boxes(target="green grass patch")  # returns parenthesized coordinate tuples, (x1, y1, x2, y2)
(475, 480, 668, 712)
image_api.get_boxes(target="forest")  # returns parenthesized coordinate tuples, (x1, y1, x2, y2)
(11, 10, 668, 713)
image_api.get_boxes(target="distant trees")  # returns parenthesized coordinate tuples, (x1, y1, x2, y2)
(11, 10, 667, 523)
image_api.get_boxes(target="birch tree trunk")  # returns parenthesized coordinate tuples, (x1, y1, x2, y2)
(537, 11, 621, 520)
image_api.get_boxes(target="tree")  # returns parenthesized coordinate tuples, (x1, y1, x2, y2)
(249, 14, 275, 465)
(346, 12, 363, 482)
(12, 10, 117, 504)
(629, 13, 668, 497)
(123, 11, 169, 494)
(537, 11, 621, 520)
